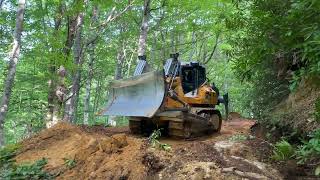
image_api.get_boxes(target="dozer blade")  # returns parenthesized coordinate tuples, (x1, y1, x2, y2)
(101, 71, 165, 117)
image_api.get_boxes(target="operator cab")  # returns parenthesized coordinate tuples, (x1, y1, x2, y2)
(180, 62, 206, 94)
(163, 54, 206, 95)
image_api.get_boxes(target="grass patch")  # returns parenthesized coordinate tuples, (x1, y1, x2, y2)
(272, 139, 295, 161)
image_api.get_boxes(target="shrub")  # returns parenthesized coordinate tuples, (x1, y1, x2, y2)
(0, 144, 21, 169)
(272, 139, 295, 161)
(148, 129, 171, 151)
(296, 129, 320, 164)
(0, 144, 52, 179)
(2, 158, 52, 180)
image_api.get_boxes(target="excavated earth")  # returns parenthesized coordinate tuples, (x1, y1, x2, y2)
(15, 115, 289, 180)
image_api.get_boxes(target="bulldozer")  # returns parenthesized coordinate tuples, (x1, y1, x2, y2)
(101, 53, 228, 138)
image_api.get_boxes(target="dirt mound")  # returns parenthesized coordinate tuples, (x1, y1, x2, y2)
(13, 119, 286, 180)
(15, 122, 146, 180)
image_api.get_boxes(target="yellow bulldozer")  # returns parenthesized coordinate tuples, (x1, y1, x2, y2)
(101, 53, 228, 138)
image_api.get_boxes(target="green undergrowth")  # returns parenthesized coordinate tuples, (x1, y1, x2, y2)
(63, 158, 77, 169)
(272, 139, 295, 161)
(271, 129, 320, 176)
(148, 129, 171, 152)
(259, 109, 320, 175)
(296, 129, 320, 165)
(0, 144, 53, 179)
(260, 112, 302, 143)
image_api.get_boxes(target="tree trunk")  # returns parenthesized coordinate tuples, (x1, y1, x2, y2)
(114, 42, 125, 80)
(93, 74, 102, 122)
(83, 3, 132, 125)
(0, 0, 26, 147)
(189, 31, 196, 61)
(137, 0, 151, 56)
(46, 4, 63, 126)
(108, 41, 126, 127)
(83, 6, 98, 125)
(63, 12, 85, 123)
(160, 29, 166, 61)
(170, 30, 175, 53)
(83, 44, 94, 125)
(46, 6, 78, 127)
(203, 32, 220, 64)
(0, 0, 5, 10)
(150, 33, 156, 64)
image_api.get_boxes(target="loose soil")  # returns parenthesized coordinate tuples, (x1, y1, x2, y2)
(15, 123, 146, 180)
(14, 117, 305, 180)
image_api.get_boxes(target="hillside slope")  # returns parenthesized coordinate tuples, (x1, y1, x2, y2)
(274, 77, 320, 133)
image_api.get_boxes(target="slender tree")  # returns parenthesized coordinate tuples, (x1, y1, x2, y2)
(137, 0, 151, 56)
(46, 3, 64, 126)
(0, 0, 26, 146)
(0, 0, 5, 9)
(80, 1, 133, 124)
(64, 10, 85, 123)
(83, 5, 98, 125)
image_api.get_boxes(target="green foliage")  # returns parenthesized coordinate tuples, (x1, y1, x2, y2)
(207, 58, 253, 117)
(63, 158, 76, 169)
(2, 158, 52, 180)
(0, 145, 52, 179)
(289, 70, 303, 92)
(148, 129, 162, 147)
(148, 129, 171, 152)
(158, 143, 172, 152)
(0, 144, 21, 168)
(296, 129, 320, 164)
(271, 131, 320, 175)
(272, 139, 295, 161)
(227, 0, 320, 119)
(1, 0, 243, 145)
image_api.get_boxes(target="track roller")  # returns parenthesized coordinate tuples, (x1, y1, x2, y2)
(129, 117, 144, 134)
(209, 110, 222, 132)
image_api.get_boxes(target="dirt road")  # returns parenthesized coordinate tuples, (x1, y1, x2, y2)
(15, 118, 284, 179)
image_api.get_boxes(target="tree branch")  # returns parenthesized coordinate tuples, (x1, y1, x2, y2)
(97, 0, 135, 28)
(203, 32, 221, 64)
(149, 0, 166, 12)
(0, 0, 5, 9)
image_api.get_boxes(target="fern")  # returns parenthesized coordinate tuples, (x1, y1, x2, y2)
(296, 129, 320, 164)
(272, 140, 295, 161)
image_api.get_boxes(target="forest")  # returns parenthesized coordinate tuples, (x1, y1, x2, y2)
(0, 0, 320, 179)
